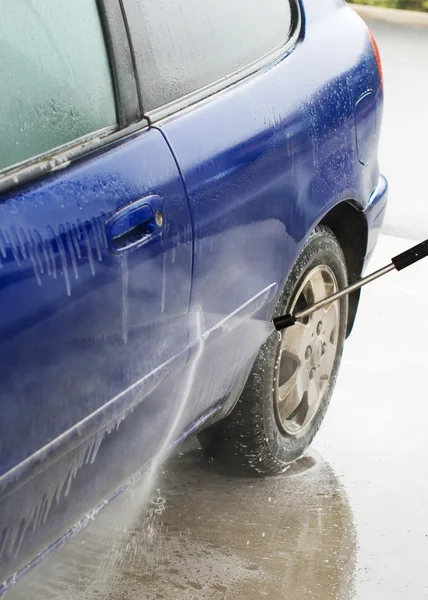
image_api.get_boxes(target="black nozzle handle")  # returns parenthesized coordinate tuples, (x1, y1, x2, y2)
(392, 238, 428, 271)
(273, 314, 296, 331)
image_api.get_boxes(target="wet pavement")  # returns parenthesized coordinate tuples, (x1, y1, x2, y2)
(7, 446, 357, 600)
(6, 15, 428, 600)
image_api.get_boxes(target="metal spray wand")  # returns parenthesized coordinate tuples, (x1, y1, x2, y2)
(273, 238, 428, 331)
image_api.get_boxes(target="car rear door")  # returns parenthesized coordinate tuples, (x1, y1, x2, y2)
(0, 0, 192, 584)
(121, 0, 301, 416)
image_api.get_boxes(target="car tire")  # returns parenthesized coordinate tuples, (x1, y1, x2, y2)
(198, 225, 349, 475)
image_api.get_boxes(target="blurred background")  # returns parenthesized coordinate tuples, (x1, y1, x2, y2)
(349, 0, 428, 11)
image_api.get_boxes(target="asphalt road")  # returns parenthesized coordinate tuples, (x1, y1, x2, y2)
(6, 18, 428, 600)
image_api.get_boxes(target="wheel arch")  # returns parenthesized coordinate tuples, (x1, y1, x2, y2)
(319, 201, 368, 337)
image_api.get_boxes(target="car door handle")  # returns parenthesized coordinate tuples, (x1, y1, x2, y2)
(106, 195, 164, 254)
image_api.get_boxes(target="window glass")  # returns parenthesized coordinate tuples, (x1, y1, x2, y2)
(0, 0, 117, 172)
(123, 0, 293, 111)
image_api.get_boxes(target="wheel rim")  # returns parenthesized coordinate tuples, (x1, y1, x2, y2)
(274, 265, 340, 436)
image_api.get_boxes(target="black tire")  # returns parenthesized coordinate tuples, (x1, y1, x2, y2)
(198, 226, 349, 475)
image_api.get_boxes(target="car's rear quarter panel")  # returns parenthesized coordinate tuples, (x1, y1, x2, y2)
(301, 0, 383, 212)
(303, 0, 386, 256)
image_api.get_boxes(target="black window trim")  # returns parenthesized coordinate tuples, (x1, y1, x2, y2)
(0, 0, 144, 196)
(123, 0, 302, 123)
(98, 0, 140, 127)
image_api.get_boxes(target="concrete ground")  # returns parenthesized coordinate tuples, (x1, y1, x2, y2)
(6, 17, 428, 600)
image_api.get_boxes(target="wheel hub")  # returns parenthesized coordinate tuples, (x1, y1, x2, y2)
(274, 265, 340, 436)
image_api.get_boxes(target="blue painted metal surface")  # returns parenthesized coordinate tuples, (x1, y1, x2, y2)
(0, 128, 194, 585)
(0, 0, 387, 590)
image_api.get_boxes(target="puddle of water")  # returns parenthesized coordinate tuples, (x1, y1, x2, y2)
(6, 442, 356, 600)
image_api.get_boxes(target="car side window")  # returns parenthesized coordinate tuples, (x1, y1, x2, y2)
(122, 0, 293, 112)
(0, 0, 117, 173)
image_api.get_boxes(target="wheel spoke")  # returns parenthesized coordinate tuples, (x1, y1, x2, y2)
(323, 341, 336, 369)
(307, 377, 320, 408)
(280, 320, 308, 358)
(323, 302, 339, 344)
(278, 366, 299, 402)
(278, 380, 303, 421)
(305, 268, 327, 304)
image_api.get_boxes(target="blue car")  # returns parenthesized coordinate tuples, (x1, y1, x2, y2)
(0, 0, 387, 591)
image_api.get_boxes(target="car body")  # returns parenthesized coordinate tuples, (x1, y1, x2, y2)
(0, 0, 387, 591)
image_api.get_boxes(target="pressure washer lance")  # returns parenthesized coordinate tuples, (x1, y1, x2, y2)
(273, 237, 428, 331)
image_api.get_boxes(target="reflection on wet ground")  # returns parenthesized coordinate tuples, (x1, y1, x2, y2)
(7, 441, 356, 600)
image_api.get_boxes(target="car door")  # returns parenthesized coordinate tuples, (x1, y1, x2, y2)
(0, 0, 192, 585)
(121, 0, 302, 416)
